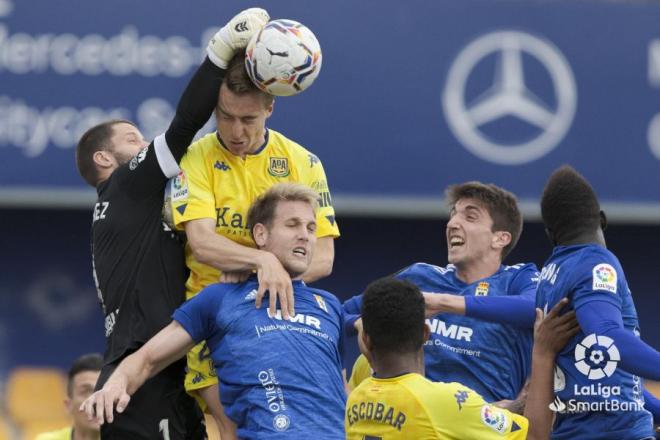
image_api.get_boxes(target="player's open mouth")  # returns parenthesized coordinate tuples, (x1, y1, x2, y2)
(449, 236, 465, 248)
(293, 247, 307, 256)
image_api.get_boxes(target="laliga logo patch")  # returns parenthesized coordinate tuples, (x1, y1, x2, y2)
(273, 414, 290, 432)
(480, 405, 508, 434)
(268, 157, 290, 177)
(129, 147, 148, 170)
(574, 333, 620, 380)
(475, 281, 489, 296)
(170, 171, 188, 202)
(592, 263, 617, 294)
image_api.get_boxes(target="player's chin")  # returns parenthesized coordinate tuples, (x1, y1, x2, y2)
(284, 256, 310, 277)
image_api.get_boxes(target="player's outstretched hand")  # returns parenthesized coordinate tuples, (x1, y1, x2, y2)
(422, 292, 466, 317)
(79, 375, 131, 425)
(255, 251, 294, 319)
(534, 298, 580, 355)
(207, 8, 270, 69)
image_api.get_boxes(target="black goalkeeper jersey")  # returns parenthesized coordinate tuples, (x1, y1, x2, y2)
(91, 139, 186, 364)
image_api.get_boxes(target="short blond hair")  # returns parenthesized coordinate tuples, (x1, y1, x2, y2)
(247, 183, 319, 236)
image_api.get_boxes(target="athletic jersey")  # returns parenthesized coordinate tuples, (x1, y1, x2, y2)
(345, 373, 528, 439)
(348, 354, 372, 391)
(536, 244, 653, 440)
(172, 129, 340, 299)
(34, 427, 72, 440)
(92, 135, 186, 364)
(173, 277, 345, 439)
(349, 263, 535, 402)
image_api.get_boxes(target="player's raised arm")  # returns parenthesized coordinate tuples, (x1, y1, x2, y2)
(80, 321, 195, 424)
(524, 299, 579, 440)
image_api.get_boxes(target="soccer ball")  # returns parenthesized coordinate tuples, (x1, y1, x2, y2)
(245, 19, 322, 96)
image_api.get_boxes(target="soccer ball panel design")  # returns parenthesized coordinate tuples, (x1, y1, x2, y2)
(245, 19, 322, 96)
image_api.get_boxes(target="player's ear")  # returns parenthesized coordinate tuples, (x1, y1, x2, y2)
(63, 396, 73, 415)
(492, 231, 511, 250)
(423, 323, 431, 342)
(93, 150, 116, 169)
(253, 223, 268, 247)
(599, 210, 608, 232)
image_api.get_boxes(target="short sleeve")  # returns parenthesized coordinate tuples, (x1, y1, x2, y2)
(570, 255, 623, 311)
(300, 154, 340, 239)
(171, 146, 217, 228)
(172, 285, 223, 343)
(509, 264, 540, 299)
(431, 383, 529, 439)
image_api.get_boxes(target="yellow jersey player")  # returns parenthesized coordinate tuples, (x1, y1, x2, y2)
(346, 278, 529, 439)
(170, 48, 339, 432)
(36, 354, 102, 440)
(348, 354, 372, 392)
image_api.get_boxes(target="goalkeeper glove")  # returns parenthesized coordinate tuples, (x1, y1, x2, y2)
(207, 7, 269, 69)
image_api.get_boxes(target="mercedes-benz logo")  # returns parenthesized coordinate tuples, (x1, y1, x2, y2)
(443, 30, 577, 165)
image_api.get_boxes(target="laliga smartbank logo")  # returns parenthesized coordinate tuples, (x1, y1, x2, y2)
(574, 333, 619, 380)
(549, 334, 644, 414)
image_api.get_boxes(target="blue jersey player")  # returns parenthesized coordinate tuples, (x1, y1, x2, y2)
(80, 183, 346, 439)
(535, 166, 660, 439)
(345, 182, 538, 405)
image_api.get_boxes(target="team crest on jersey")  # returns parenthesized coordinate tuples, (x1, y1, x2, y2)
(475, 282, 489, 296)
(128, 146, 148, 170)
(314, 294, 328, 313)
(592, 263, 617, 294)
(480, 405, 508, 434)
(170, 171, 188, 202)
(268, 157, 290, 177)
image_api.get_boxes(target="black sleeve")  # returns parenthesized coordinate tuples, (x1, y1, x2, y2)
(112, 58, 225, 197)
(165, 57, 225, 163)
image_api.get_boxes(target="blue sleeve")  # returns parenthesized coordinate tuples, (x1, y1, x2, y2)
(571, 257, 623, 311)
(172, 286, 223, 343)
(576, 300, 660, 381)
(643, 389, 660, 423)
(465, 296, 536, 328)
(343, 313, 360, 336)
(342, 295, 363, 315)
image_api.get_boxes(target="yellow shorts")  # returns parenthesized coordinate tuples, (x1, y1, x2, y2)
(185, 341, 218, 410)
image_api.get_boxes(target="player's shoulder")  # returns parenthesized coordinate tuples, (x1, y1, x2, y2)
(397, 262, 456, 280)
(502, 262, 538, 273)
(185, 132, 221, 158)
(197, 279, 256, 306)
(302, 285, 342, 313)
(268, 128, 320, 160)
(562, 244, 620, 273)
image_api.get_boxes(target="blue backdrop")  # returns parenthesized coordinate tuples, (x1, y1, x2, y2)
(2, 0, 660, 215)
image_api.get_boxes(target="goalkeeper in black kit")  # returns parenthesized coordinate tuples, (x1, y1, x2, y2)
(75, 8, 269, 439)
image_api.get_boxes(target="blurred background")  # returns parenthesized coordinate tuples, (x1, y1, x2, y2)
(1, 0, 660, 437)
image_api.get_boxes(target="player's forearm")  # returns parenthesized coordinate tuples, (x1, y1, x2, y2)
(109, 352, 154, 396)
(165, 57, 225, 162)
(524, 349, 556, 440)
(301, 237, 334, 283)
(465, 296, 536, 328)
(188, 226, 267, 272)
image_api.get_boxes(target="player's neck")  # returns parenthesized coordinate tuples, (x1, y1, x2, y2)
(455, 259, 500, 285)
(559, 231, 606, 248)
(371, 350, 424, 379)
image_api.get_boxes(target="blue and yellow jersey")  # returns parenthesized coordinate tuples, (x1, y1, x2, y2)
(171, 129, 340, 299)
(348, 354, 373, 391)
(34, 427, 72, 440)
(345, 374, 528, 439)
